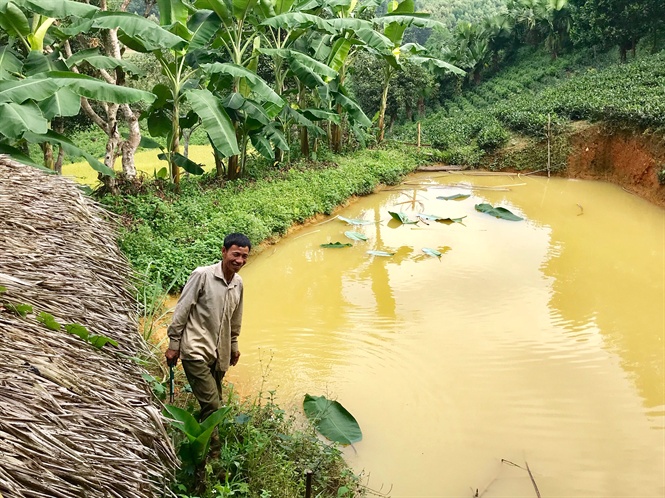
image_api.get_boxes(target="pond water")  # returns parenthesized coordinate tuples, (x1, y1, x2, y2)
(230, 172, 665, 498)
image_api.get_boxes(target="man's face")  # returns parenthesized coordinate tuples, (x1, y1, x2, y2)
(222, 244, 250, 274)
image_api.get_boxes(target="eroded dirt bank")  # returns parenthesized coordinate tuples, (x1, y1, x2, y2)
(565, 124, 665, 208)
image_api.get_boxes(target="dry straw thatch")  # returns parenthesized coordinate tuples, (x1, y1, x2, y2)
(0, 156, 177, 497)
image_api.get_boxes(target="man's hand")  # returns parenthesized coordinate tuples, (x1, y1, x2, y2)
(230, 351, 240, 366)
(165, 348, 180, 367)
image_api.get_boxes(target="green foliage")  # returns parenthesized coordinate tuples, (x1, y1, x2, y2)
(416, 0, 507, 29)
(475, 203, 524, 221)
(394, 45, 665, 172)
(164, 404, 233, 470)
(320, 242, 353, 248)
(3, 302, 33, 317)
(170, 390, 361, 498)
(302, 394, 362, 445)
(388, 211, 418, 224)
(658, 167, 665, 186)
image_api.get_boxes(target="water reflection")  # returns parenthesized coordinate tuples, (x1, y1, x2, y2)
(233, 173, 664, 497)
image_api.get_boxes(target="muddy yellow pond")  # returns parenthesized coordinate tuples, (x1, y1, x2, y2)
(228, 172, 664, 498)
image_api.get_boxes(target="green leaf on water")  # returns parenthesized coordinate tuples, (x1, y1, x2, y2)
(388, 211, 418, 224)
(344, 231, 368, 241)
(367, 250, 394, 257)
(475, 203, 523, 221)
(37, 312, 61, 331)
(338, 216, 374, 225)
(422, 247, 442, 258)
(417, 213, 467, 224)
(437, 194, 470, 201)
(303, 394, 362, 445)
(4, 303, 32, 317)
(65, 323, 89, 340)
(321, 242, 353, 248)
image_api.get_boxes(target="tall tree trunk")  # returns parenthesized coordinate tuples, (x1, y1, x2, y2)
(120, 104, 139, 179)
(41, 143, 54, 170)
(100, 108, 120, 193)
(53, 118, 65, 174)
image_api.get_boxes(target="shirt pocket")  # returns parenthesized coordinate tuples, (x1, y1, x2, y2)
(225, 289, 240, 312)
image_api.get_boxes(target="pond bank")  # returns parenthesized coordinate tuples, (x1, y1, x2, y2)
(487, 122, 665, 208)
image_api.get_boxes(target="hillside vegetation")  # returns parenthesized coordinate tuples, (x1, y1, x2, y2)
(389, 46, 665, 170)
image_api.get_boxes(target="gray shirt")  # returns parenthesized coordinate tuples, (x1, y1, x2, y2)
(167, 263, 243, 372)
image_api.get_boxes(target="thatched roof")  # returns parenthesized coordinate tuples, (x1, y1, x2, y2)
(0, 156, 177, 497)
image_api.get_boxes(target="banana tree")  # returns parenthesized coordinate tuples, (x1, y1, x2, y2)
(193, 0, 276, 178)
(201, 62, 286, 175)
(261, 11, 375, 155)
(260, 3, 336, 160)
(0, 0, 158, 178)
(131, 0, 239, 186)
(371, 0, 464, 142)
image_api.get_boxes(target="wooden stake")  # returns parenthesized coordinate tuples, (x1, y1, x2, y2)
(305, 469, 313, 498)
(417, 122, 421, 151)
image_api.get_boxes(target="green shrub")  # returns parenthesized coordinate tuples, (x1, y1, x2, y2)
(476, 121, 510, 151)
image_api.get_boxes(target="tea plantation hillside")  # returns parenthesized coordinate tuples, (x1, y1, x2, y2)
(391, 46, 665, 171)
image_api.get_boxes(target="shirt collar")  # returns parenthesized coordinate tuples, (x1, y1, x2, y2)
(213, 262, 238, 287)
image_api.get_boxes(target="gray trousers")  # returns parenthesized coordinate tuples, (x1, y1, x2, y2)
(181, 359, 226, 421)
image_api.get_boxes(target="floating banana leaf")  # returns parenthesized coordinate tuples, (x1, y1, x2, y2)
(321, 242, 353, 248)
(344, 231, 368, 241)
(475, 203, 523, 221)
(417, 213, 467, 224)
(388, 211, 418, 224)
(303, 394, 362, 445)
(367, 250, 394, 257)
(437, 194, 470, 201)
(422, 247, 442, 258)
(338, 215, 374, 225)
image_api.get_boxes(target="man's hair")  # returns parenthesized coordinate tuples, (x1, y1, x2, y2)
(224, 232, 252, 251)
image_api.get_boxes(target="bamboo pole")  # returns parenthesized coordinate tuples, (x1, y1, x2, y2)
(417, 122, 421, 151)
(547, 113, 551, 178)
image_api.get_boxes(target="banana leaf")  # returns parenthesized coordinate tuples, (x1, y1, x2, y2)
(417, 213, 466, 224)
(388, 211, 417, 224)
(321, 242, 352, 248)
(344, 231, 368, 241)
(475, 203, 523, 221)
(303, 394, 362, 445)
(436, 194, 470, 201)
(367, 250, 394, 257)
(338, 215, 373, 225)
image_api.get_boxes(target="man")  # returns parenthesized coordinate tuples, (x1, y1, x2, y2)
(165, 233, 251, 420)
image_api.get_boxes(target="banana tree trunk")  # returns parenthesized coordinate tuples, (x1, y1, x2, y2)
(300, 126, 309, 158)
(214, 151, 225, 179)
(170, 99, 180, 186)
